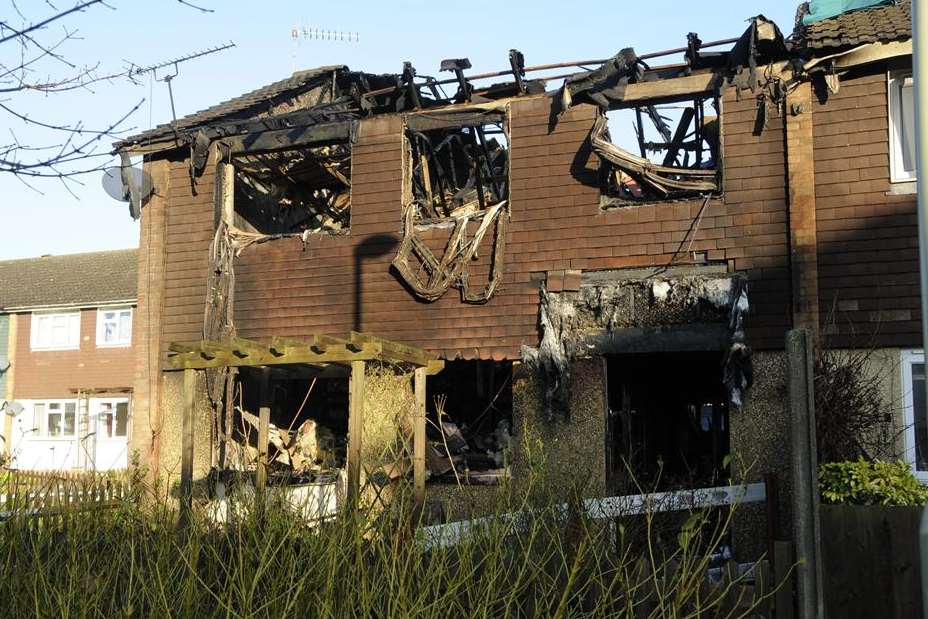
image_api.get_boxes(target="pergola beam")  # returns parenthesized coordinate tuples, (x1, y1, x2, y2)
(167, 333, 440, 371)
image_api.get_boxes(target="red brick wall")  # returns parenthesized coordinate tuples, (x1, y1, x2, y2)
(812, 66, 921, 347)
(132, 158, 170, 468)
(13, 308, 136, 398)
(786, 82, 821, 332)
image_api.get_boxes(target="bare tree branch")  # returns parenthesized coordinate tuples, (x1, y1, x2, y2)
(0, 0, 216, 184)
(0, 0, 104, 45)
(176, 0, 214, 13)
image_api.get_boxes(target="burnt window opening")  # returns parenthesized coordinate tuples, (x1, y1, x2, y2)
(606, 352, 730, 493)
(596, 97, 721, 207)
(233, 142, 351, 235)
(425, 360, 513, 484)
(406, 115, 509, 223)
(232, 369, 349, 481)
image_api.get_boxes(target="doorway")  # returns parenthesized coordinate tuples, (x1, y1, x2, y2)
(606, 351, 730, 493)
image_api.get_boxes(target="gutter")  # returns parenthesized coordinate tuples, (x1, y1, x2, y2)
(1, 299, 138, 313)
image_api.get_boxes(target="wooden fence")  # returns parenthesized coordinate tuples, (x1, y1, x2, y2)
(821, 505, 923, 619)
(0, 469, 132, 517)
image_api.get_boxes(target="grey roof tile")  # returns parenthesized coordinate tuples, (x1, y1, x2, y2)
(0, 249, 138, 311)
(798, 0, 911, 50)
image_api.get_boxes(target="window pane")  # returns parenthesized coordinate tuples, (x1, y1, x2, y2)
(902, 84, 916, 173)
(104, 321, 117, 343)
(119, 312, 131, 342)
(69, 314, 80, 346)
(99, 403, 113, 439)
(37, 316, 51, 347)
(914, 363, 927, 471)
(115, 402, 128, 437)
(52, 320, 67, 346)
(33, 404, 44, 432)
(63, 403, 76, 436)
(48, 413, 62, 437)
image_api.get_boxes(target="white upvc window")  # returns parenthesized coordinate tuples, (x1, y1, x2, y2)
(889, 71, 916, 183)
(33, 400, 77, 438)
(30, 312, 80, 351)
(95, 398, 129, 439)
(902, 350, 928, 482)
(96, 307, 132, 347)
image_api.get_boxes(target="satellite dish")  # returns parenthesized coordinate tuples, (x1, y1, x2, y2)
(102, 165, 153, 203)
(1, 401, 24, 416)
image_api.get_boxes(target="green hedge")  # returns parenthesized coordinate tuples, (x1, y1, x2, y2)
(819, 459, 928, 506)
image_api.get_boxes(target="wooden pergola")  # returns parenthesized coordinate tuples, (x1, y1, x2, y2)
(166, 332, 443, 515)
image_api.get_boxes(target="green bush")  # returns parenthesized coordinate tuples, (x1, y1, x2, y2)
(819, 459, 928, 506)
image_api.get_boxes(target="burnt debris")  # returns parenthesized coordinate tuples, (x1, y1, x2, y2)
(234, 143, 352, 235)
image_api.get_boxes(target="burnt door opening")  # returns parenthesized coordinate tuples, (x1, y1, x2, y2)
(606, 352, 729, 493)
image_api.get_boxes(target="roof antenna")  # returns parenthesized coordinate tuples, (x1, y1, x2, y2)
(128, 41, 236, 122)
(291, 25, 360, 73)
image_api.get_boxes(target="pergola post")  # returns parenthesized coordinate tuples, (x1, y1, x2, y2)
(180, 368, 196, 524)
(413, 366, 427, 508)
(347, 360, 366, 506)
(255, 367, 271, 497)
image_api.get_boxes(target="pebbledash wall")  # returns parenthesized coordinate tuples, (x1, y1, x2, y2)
(133, 60, 921, 546)
(8, 309, 135, 471)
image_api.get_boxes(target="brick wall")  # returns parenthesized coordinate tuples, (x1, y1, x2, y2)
(147, 62, 928, 366)
(786, 82, 821, 332)
(812, 66, 921, 347)
(132, 158, 170, 469)
(154, 91, 795, 358)
(0, 314, 8, 397)
(12, 308, 136, 398)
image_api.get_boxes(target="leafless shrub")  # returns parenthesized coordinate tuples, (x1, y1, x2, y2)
(814, 346, 890, 463)
(813, 300, 908, 464)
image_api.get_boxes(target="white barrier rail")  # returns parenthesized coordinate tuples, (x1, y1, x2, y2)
(418, 481, 767, 550)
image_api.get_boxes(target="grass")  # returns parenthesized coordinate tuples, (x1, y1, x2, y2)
(0, 456, 774, 617)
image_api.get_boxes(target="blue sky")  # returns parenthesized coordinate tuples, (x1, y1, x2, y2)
(0, 0, 798, 260)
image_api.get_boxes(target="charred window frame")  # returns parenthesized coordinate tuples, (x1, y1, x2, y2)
(596, 96, 721, 207)
(404, 109, 509, 224)
(232, 141, 352, 235)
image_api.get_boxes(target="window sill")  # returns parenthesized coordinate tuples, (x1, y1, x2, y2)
(29, 346, 79, 352)
(95, 342, 131, 349)
(886, 181, 917, 196)
(27, 437, 78, 442)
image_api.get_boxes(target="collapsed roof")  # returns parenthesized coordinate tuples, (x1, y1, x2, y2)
(115, 0, 912, 161)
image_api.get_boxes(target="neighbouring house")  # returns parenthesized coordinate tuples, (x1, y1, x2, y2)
(0, 250, 138, 471)
(112, 0, 920, 557)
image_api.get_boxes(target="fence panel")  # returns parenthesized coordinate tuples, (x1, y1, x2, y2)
(0, 470, 130, 517)
(821, 505, 923, 619)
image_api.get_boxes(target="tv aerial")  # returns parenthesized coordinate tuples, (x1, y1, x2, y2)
(127, 40, 236, 121)
(105, 42, 236, 218)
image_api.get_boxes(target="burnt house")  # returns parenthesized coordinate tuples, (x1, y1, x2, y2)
(115, 1, 921, 551)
